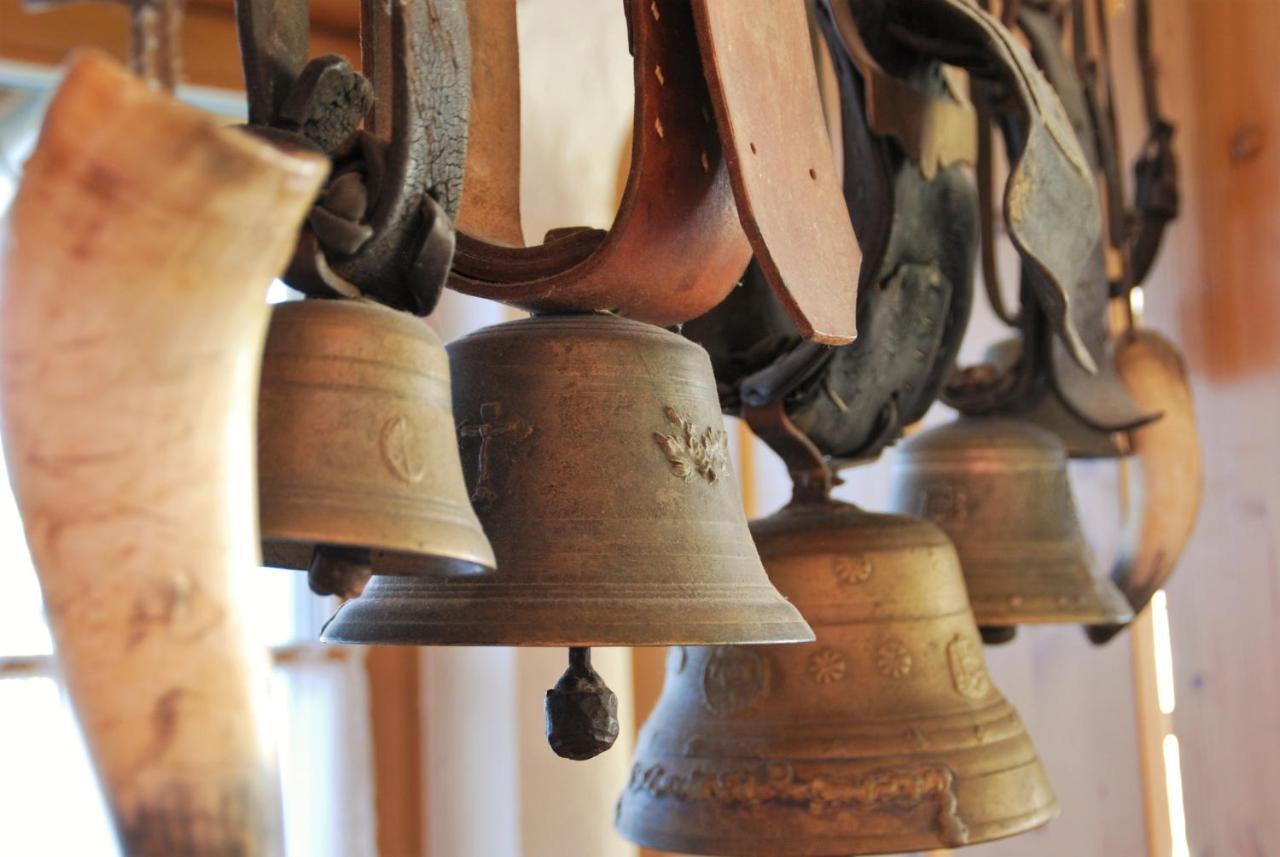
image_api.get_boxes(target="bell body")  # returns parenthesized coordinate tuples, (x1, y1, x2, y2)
(616, 502, 1057, 855)
(889, 417, 1131, 628)
(258, 299, 495, 575)
(323, 313, 812, 646)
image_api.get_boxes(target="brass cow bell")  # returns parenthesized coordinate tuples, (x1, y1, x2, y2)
(889, 417, 1131, 640)
(616, 500, 1057, 855)
(323, 313, 811, 647)
(258, 299, 496, 596)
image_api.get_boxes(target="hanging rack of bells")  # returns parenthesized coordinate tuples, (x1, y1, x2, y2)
(4, 0, 1200, 852)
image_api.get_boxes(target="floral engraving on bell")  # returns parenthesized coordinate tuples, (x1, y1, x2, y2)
(833, 554, 873, 585)
(946, 635, 991, 700)
(701, 647, 768, 716)
(807, 648, 848, 684)
(457, 401, 533, 508)
(876, 638, 914, 679)
(653, 406, 729, 483)
(624, 761, 970, 845)
(379, 415, 426, 483)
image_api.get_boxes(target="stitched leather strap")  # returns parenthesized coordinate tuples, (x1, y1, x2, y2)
(449, 0, 859, 342)
(448, 0, 750, 326)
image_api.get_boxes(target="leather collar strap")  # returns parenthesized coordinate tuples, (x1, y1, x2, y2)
(449, 0, 858, 343)
(692, 0, 860, 343)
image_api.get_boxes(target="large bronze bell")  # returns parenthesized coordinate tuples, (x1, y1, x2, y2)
(889, 417, 1131, 637)
(616, 500, 1057, 855)
(323, 312, 812, 647)
(258, 299, 495, 595)
(323, 312, 811, 760)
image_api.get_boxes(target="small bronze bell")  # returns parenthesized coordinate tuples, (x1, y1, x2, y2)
(258, 299, 496, 596)
(889, 417, 1132, 637)
(323, 313, 811, 647)
(615, 500, 1057, 855)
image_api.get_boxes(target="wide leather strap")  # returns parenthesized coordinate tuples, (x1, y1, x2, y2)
(693, 0, 859, 343)
(449, 0, 858, 342)
(455, 0, 523, 247)
(1024, 4, 1150, 435)
(448, 0, 748, 326)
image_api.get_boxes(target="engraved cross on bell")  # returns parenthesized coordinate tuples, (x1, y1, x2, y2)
(458, 401, 534, 508)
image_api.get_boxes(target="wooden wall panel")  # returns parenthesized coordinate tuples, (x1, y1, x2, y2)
(0, 0, 358, 91)
(1161, 3, 1280, 854)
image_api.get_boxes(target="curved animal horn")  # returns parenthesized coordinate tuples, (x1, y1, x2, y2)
(1088, 329, 1202, 644)
(1, 52, 326, 855)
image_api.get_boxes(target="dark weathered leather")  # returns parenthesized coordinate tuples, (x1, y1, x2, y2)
(946, 3, 1153, 455)
(235, 0, 471, 315)
(447, 0, 751, 327)
(847, 0, 1101, 373)
(685, 2, 974, 467)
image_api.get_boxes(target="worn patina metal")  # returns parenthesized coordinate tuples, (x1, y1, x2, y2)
(616, 496, 1057, 854)
(889, 417, 1133, 637)
(257, 299, 495, 597)
(322, 313, 813, 759)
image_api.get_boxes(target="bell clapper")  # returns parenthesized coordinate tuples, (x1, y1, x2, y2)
(544, 647, 620, 761)
(307, 545, 373, 598)
(981, 625, 1019, 645)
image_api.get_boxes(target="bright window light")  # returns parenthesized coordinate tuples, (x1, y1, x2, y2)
(1163, 733, 1191, 857)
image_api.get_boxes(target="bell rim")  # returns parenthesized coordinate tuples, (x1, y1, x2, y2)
(615, 798, 1060, 857)
(966, 579, 1134, 627)
(615, 725, 1060, 856)
(320, 618, 817, 648)
(262, 539, 494, 577)
(319, 577, 816, 646)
